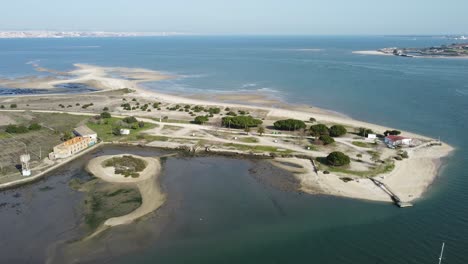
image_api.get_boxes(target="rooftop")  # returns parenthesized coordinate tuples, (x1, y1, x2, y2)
(74, 125, 96, 136)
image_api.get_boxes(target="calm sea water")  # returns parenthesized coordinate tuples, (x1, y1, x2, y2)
(0, 36, 467, 263)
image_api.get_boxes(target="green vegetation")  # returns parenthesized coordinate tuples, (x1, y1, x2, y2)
(326, 151, 350, 166)
(384, 130, 401, 136)
(329, 125, 347, 137)
(357, 127, 374, 137)
(87, 117, 155, 142)
(28, 123, 42, 131)
(103, 155, 147, 178)
(310, 124, 329, 137)
(10, 104, 17, 108)
(257, 126, 265, 136)
(239, 137, 259, 143)
(273, 119, 306, 131)
(194, 115, 209, 125)
(100, 112, 111, 119)
(81, 103, 94, 109)
(5, 124, 29, 134)
(221, 115, 263, 129)
(319, 135, 335, 145)
(352, 141, 375, 148)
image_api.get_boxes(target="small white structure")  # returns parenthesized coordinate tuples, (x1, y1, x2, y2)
(20, 154, 31, 176)
(74, 126, 97, 144)
(367, 134, 377, 139)
(384, 135, 412, 147)
(120, 129, 130, 135)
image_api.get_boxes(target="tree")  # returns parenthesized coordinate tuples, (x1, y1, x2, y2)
(100, 112, 111, 119)
(194, 115, 209, 125)
(138, 121, 145, 128)
(329, 125, 347, 137)
(384, 130, 401, 136)
(123, 116, 138, 124)
(326, 152, 350, 166)
(28, 123, 42, 131)
(102, 107, 109, 111)
(10, 104, 17, 108)
(310, 124, 329, 137)
(61, 131, 74, 141)
(319, 135, 335, 145)
(273, 119, 306, 131)
(221, 116, 263, 129)
(244, 126, 251, 133)
(112, 127, 121, 136)
(257, 126, 265, 136)
(357, 127, 373, 137)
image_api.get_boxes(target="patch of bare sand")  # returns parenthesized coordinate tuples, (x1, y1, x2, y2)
(271, 157, 391, 202)
(381, 143, 454, 202)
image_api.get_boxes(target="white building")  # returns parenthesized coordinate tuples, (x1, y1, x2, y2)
(120, 128, 130, 135)
(367, 134, 377, 139)
(73, 126, 98, 144)
(384, 135, 412, 147)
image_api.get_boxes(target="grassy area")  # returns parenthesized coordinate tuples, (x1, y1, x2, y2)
(316, 158, 395, 177)
(31, 112, 89, 132)
(352, 141, 376, 148)
(223, 143, 292, 154)
(238, 137, 259, 143)
(86, 117, 156, 142)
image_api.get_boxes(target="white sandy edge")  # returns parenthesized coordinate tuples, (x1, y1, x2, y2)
(272, 141, 454, 203)
(352, 50, 393, 56)
(86, 154, 165, 226)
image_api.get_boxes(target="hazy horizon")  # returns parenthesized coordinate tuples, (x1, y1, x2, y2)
(1, 0, 467, 35)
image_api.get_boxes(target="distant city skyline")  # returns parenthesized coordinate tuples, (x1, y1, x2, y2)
(1, 0, 467, 35)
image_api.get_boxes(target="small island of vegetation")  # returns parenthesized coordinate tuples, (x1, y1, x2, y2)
(103, 155, 147, 178)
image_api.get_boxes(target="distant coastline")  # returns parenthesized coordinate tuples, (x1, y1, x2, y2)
(353, 42, 468, 59)
(0, 31, 189, 39)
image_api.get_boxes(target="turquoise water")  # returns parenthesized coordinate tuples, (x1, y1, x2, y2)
(0, 36, 467, 263)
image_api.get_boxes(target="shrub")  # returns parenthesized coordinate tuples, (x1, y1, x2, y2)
(5, 124, 28, 134)
(104, 155, 147, 178)
(28, 123, 42, 131)
(326, 151, 350, 166)
(0, 105, 4, 109)
(138, 121, 145, 128)
(319, 135, 335, 145)
(357, 127, 374, 137)
(100, 112, 111, 119)
(273, 119, 306, 131)
(103, 107, 109, 111)
(329, 125, 347, 137)
(384, 130, 401, 136)
(123, 116, 138, 124)
(226, 111, 237, 116)
(257, 126, 265, 136)
(112, 127, 121, 136)
(10, 104, 17, 108)
(207, 107, 221, 115)
(194, 115, 209, 124)
(221, 116, 263, 128)
(309, 117, 316, 122)
(310, 124, 329, 137)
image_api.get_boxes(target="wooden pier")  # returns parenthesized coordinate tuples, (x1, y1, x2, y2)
(370, 178, 413, 208)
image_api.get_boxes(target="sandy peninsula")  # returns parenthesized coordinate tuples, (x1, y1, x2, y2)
(86, 154, 165, 227)
(0, 63, 455, 205)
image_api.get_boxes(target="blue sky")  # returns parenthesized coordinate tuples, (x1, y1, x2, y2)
(1, 0, 467, 35)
